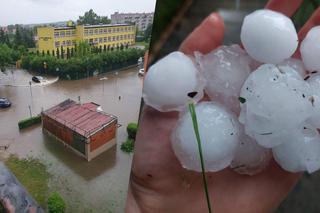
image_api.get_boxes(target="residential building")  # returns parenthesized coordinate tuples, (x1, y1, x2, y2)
(42, 99, 118, 161)
(36, 23, 136, 53)
(111, 12, 154, 31)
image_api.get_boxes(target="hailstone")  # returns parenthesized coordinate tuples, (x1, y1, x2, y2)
(277, 58, 306, 79)
(230, 125, 271, 175)
(195, 45, 253, 114)
(239, 64, 313, 148)
(301, 26, 320, 72)
(307, 73, 320, 128)
(241, 9, 298, 64)
(143, 51, 204, 112)
(273, 124, 320, 173)
(171, 102, 239, 172)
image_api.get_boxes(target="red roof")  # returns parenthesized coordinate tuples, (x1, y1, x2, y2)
(43, 99, 117, 137)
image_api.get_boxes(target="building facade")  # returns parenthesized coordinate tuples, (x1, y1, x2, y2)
(111, 12, 154, 31)
(42, 99, 118, 161)
(37, 23, 136, 53)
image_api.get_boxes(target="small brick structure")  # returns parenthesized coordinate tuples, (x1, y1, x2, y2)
(42, 99, 117, 161)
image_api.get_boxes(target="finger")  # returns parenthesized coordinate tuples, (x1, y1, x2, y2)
(265, 0, 303, 17)
(293, 7, 320, 58)
(179, 12, 224, 55)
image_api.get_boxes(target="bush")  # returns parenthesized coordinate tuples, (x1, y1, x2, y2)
(18, 115, 41, 129)
(47, 192, 66, 213)
(120, 139, 135, 153)
(127, 123, 138, 139)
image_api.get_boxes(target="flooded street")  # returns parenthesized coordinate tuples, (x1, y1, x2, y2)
(0, 66, 142, 212)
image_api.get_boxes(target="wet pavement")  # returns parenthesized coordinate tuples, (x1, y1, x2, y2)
(0, 66, 143, 212)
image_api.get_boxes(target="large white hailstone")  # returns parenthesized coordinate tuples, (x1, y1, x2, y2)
(230, 125, 271, 175)
(301, 26, 320, 72)
(239, 64, 313, 148)
(195, 45, 253, 114)
(171, 102, 240, 172)
(273, 124, 320, 173)
(277, 58, 306, 79)
(143, 51, 204, 112)
(241, 9, 298, 64)
(307, 73, 320, 127)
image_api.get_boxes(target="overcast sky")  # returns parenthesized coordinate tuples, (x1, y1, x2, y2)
(0, 0, 157, 26)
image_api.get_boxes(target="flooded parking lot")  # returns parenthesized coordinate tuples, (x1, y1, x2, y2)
(0, 67, 143, 212)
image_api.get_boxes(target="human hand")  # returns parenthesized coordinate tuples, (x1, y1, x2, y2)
(126, 0, 317, 212)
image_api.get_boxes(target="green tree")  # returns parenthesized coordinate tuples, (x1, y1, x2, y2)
(56, 48, 60, 59)
(0, 44, 13, 72)
(52, 50, 55, 57)
(70, 48, 74, 57)
(66, 47, 70, 59)
(144, 23, 153, 42)
(47, 50, 50, 56)
(103, 44, 107, 52)
(60, 46, 64, 59)
(77, 9, 111, 25)
(47, 192, 66, 213)
(42, 50, 45, 56)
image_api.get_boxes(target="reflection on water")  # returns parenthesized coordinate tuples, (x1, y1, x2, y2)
(0, 66, 142, 212)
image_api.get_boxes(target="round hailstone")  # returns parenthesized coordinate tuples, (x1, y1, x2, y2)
(277, 58, 306, 79)
(301, 26, 320, 72)
(171, 102, 239, 172)
(239, 64, 313, 148)
(195, 45, 253, 114)
(273, 124, 320, 173)
(143, 51, 204, 112)
(307, 73, 320, 127)
(230, 125, 271, 175)
(241, 9, 298, 64)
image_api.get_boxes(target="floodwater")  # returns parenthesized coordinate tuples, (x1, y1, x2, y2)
(0, 66, 143, 212)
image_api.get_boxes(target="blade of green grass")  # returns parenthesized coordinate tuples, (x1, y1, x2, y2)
(188, 102, 212, 213)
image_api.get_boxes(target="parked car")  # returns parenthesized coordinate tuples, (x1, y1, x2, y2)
(32, 76, 43, 83)
(0, 98, 11, 108)
(138, 68, 145, 77)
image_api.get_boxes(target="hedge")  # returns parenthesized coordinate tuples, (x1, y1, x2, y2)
(127, 123, 138, 139)
(18, 115, 41, 129)
(120, 139, 135, 153)
(47, 192, 66, 213)
(21, 48, 144, 80)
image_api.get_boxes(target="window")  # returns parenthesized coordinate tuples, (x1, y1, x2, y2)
(99, 29, 103, 34)
(108, 37, 111, 42)
(117, 28, 120, 32)
(67, 40, 71, 46)
(72, 40, 76, 45)
(94, 38, 98, 42)
(89, 38, 93, 44)
(84, 30, 88, 36)
(120, 35, 123, 40)
(72, 30, 76, 36)
(112, 36, 115, 41)
(55, 41, 60, 47)
(112, 28, 115, 33)
(124, 35, 127, 39)
(54, 32, 59, 38)
(104, 37, 107, 42)
(99, 37, 102, 43)
(89, 29, 93, 35)
(104, 29, 107, 33)
(66, 31, 71, 36)
(62, 41, 66, 46)
(94, 29, 98, 34)
(116, 35, 119, 41)
(60, 31, 65, 37)
(108, 28, 111, 33)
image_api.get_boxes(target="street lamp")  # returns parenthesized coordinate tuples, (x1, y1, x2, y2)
(29, 81, 32, 98)
(99, 77, 108, 93)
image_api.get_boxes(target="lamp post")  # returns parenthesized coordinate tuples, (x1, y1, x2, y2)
(29, 81, 32, 98)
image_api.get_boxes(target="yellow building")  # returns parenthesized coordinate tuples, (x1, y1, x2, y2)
(36, 24, 136, 53)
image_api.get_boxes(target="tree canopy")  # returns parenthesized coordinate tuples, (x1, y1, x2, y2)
(77, 9, 111, 25)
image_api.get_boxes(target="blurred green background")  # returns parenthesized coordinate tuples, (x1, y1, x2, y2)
(149, 0, 320, 212)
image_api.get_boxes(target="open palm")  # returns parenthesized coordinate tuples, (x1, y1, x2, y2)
(126, 0, 318, 212)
